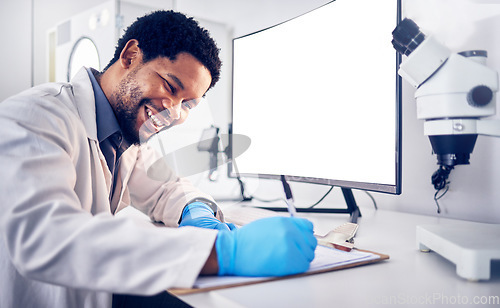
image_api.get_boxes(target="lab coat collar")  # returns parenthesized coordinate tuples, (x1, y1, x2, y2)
(86, 67, 121, 144)
(70, 67, 114, 193)
(70, 67, 99, 142)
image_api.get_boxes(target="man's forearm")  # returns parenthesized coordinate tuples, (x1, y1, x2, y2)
(200, 243, 219, 275)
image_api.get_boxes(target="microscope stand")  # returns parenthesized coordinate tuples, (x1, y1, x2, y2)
(417, 220, 500, 281)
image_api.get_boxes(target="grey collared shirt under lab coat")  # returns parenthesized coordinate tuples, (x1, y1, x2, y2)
(0, 67, 223, 308)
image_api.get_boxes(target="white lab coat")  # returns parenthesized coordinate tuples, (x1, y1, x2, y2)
(0, 68, 221, 308)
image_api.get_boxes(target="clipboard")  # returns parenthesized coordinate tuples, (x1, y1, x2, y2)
(169, 247, 389, 296)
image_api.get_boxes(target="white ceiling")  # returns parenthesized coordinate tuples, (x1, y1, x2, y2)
(125, 0, 330, 37)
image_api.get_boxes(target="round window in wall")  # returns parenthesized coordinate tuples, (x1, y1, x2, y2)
(67, 36, 100, 81)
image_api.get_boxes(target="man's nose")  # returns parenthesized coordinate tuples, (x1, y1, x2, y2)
(162, 99, 182, 120)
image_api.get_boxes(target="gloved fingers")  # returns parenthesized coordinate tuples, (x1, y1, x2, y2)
(294, 236, 317, 262)
(180, 215, 235, 231)
(285, 249, 314, 274)
(288, 217, 317, 249)
(215, 222, 234, 231)
(179, 217, 217, 229)
(227, 222, 237, 230)
(245, 216, 316, 262)
(289, 226, 317, 262)
(299, 228, 318, 253)
(289, 217, 314, 232)
(271, 217, 316, 263)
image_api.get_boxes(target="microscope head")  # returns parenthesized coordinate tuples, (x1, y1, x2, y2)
(392, 18, 499, 189)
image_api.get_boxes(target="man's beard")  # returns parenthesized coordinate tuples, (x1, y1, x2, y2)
(111, 68, 146, 146)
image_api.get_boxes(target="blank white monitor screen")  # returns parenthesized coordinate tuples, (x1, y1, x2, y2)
(231, 0, 401, 194)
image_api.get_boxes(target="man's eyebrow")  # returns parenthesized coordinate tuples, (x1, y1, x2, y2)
(166, 73, 185, 90)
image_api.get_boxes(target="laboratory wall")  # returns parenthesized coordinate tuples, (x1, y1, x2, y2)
(1, 0, 499, 223)
(1, 1, 32, 101)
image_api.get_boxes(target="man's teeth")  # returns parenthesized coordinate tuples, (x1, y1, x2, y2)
(146, 108, 167, 129)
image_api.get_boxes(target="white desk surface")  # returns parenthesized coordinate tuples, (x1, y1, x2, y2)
(176, 204, 500, 308)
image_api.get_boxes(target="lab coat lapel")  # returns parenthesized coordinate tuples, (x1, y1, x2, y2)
(70, 67, 98, 141)
(71, 67, 113, 207)
(112, 146, 137, 214)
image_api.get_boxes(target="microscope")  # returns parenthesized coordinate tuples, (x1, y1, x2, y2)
(392, 18, 500, 194)
(391, 18, 500, 282)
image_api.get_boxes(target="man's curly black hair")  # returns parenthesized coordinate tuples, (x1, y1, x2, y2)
(104, 10, 221, 89)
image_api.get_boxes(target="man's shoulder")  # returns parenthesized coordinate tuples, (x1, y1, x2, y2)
(0, 81, 85, 131)
(3, 81, 74, 107)
(12, 78, 87, 111)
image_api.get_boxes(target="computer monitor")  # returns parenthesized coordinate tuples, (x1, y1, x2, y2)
(230, 0, 402, 214)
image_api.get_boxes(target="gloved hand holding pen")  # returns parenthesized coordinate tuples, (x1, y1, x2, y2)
(216, 216, 317, 277)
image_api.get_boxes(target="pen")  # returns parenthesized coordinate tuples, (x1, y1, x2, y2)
(281, 175, 297, 217)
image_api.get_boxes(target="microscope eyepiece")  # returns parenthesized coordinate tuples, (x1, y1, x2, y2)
(392, 18, 426, 56)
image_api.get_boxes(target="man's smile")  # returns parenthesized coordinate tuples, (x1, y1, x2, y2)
(144, 105, 171, 131)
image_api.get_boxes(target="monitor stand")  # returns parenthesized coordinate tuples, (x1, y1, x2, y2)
(256, 183, 361, 224)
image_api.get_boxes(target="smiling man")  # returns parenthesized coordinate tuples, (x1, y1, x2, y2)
(0, 10, 317, 308)
(104, 48, 211, 144)
(100, 19, 216, 145)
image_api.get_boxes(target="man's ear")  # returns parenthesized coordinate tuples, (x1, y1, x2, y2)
(119, 39, 141, 69)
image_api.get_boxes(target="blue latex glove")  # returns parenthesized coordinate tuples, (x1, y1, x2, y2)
(179, 202, 236, 231)
(216, 216, 317, 277)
